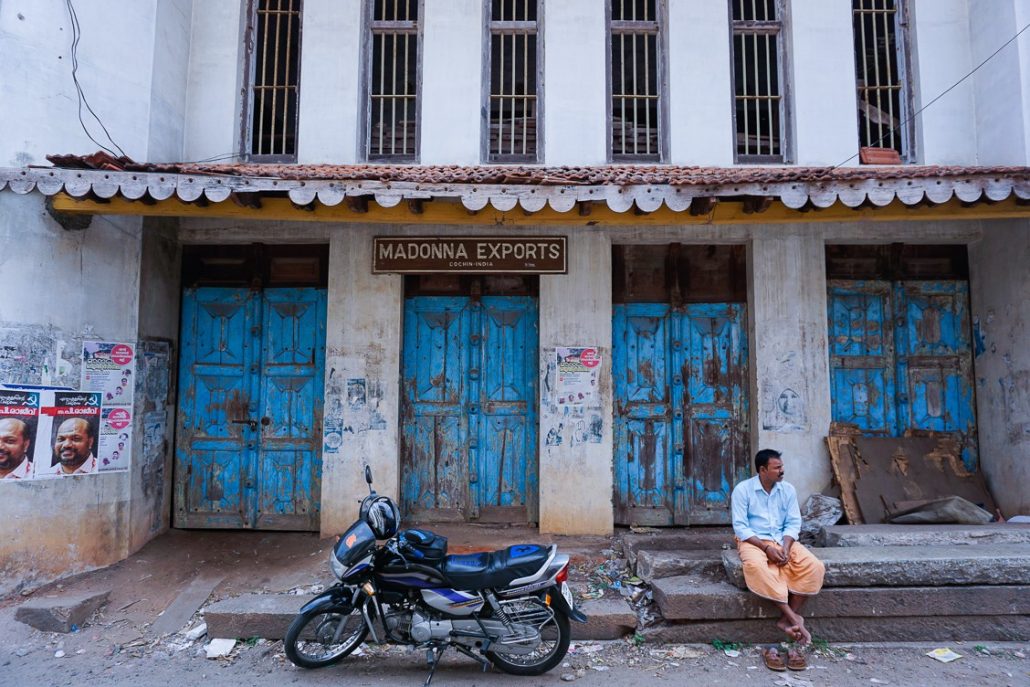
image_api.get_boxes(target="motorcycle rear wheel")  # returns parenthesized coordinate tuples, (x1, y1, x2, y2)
(284, 606, 368, 669)
(486, 607, 570, 676)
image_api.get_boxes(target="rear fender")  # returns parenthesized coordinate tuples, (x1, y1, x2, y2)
(299, 585, 358, 615)
(548, 584, 588, 623)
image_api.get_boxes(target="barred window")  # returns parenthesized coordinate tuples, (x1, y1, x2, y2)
(853, 0, 911, 160)
(730, 0, 786, 163)
(609, 0, 665, 162)
(366, 0, 420, 161)
(485, 0, 540, 163)
(244, 0, 303, 161)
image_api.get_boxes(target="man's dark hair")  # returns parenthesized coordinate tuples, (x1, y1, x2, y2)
(755, 449, 782, 471)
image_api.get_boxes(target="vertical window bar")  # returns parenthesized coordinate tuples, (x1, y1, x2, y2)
(853, 0, 909, 159)
(486, 0, 539, 162)
(609, 0, 662, 161)
(730, 0, 784, 162)
(247, 0, 302, 161)
(368, 0, 419, 160)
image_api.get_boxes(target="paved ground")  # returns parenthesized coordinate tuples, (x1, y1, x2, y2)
(1, 634, 1027, 687)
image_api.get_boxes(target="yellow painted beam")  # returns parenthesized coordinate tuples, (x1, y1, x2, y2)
(50, 193, 1030, 226)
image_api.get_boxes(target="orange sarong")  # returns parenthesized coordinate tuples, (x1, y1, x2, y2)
(736, 539, 825, 604)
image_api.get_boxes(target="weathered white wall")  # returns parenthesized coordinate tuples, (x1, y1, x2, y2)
(321, 227, 403, 535)
(667, 0, 733, 165)
(420, 0, 482, 164)
(748, 231, 833, 504)
(184, 0, 243, 162)
(297, 0, 363, 164)
(544, 0, 607, 164)
(148, 0, 193, 162)
(911, 0, 978, 165)
(968, 219, 1030, 518)
(538, 232, 614, 535)
(970, 0, 1029, 165)
(790, 0, 860, 165)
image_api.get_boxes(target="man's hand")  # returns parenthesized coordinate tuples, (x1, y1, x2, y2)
(780, 537, 795, 566)
(765, 543, 788, 565)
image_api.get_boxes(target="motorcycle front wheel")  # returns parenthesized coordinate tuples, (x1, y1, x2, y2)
(283, 605, 368, 669)
(486, 605, 571, 676)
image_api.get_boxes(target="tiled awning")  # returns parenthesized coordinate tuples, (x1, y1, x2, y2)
(0, 152, 1027, 214)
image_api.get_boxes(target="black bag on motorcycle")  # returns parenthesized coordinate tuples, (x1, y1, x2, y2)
(400, 529, 448, 564)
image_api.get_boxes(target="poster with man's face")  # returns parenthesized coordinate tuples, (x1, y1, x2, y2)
(0, 390, 40, 480)
(37, 392, 101, 478)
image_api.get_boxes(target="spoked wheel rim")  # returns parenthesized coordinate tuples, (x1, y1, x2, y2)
(490, 605, 562, 666)
(291, 610, 365, 663)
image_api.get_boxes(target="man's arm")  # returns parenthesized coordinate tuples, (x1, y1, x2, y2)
(732, 483, 783, 563)
(780, 484, 803, 563)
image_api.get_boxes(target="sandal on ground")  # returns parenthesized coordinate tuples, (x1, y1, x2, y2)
(762, 647, 787, 672)
(786, 648, 808, 671)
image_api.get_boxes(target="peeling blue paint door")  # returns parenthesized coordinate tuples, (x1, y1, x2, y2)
(401, 296, 537, 522)
(175, 287, 326, 530)
(613, 303, 749, 526)
(828, 280, 978, 467)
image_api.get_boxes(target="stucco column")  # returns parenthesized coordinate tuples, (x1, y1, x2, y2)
(749, 231, 833, 502)
(320, 227, 402, 536)
(538, 231, 614, 535)
(968, 219, 1030, 517)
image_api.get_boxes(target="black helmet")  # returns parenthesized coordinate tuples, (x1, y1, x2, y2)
(361, 495, 400, 539)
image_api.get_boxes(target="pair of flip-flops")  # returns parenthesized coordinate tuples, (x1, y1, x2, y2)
(762, 647, 807, 671)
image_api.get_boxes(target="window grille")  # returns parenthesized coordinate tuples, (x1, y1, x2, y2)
(245, 0, 303, 161)
(853, 0, 911, 160)
(609, 0, 665, 162)
(485, 0, 540, 163)
(730, 0, 786, 163)
(367, 0, 420, 161)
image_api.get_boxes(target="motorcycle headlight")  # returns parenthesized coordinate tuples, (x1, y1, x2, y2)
(330, 550, 346, 580)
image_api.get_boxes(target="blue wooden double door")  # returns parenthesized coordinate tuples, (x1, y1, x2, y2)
(175, 287, 327, 530)
(613, 303, 750, 526)
(401, 296, 538, 523)
(828, 280, 978, 467)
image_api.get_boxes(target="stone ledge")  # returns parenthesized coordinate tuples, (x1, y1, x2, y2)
(818, 523, 1030, 548)
(723, 544, 1030, 588)
(622, 530, 732, 565)
(636, 550, 724, 583)
(15, 590, 111, 633)
(652, 577, 1030, 621)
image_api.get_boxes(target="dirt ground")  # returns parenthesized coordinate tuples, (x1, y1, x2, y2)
(1, 528, 1027, 686)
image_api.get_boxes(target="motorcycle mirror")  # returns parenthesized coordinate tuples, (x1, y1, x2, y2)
(364, 465, 373, 486)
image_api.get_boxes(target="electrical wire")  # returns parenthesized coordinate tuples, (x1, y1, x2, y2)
(834, 21, 1030, 169)
(65, 0, 127, 158)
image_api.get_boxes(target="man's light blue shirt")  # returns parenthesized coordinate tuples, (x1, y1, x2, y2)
(731, 474, 802, 545)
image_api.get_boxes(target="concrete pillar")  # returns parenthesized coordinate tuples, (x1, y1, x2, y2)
(667, 0, 733, 165)
(748, 231, 833, 503)
(320, 227, 403, 536)
(420, 0, 483, 164)
(544, 0, 607, 165)
(297, 0, 363, 163)
(538, 231, 613, 535)
(789, 0, 860, 165)
(968, 220, 1030, 518)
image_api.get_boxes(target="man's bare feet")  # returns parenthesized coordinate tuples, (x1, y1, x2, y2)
(794, 618, 812, 645)
(776, 616, 803, 641)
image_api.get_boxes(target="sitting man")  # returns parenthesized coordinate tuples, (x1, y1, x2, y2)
(731, 449, 825, 648)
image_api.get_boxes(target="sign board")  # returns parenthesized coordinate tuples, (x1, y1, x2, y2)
(373, 236, 567, 274)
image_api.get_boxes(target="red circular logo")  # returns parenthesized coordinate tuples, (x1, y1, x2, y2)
(111, 344, 133, 366)
(580, 348, 600, 368)
(107, 408, 131, 430)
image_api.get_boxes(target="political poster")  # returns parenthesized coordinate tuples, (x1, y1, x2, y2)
(35, 391, 102, 477)
(0, 389, 40, 480)
(98, 406, 132, 472)
(81, 341, 135, 407)
(555, 346, 602, 407)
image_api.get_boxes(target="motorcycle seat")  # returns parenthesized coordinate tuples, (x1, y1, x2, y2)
(443, 544, 554, 590)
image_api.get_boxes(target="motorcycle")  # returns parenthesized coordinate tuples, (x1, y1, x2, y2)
(284, 466, 588, 685)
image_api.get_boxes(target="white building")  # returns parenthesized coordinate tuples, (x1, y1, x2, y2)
(0, 0, 1028, 593)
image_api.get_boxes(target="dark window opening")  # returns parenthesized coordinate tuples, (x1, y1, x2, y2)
(853, 0, 911, 160)
(487, 0, 540, 163)
(404, 274, 538, 298)
(182, 244, 329, 289)
(731, 0, 785, 162)
(610, 0, 663, 161)
(368, 0, 420, 161)
(826, 244, 969, 281)
(246, 0, 302, 161)
(613, 244, 747, 304)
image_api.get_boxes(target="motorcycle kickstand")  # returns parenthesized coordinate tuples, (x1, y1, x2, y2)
(453, 644, 492, 673)
(423, 646, 445, 687)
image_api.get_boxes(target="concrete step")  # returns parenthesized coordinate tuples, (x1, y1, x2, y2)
(204, 593, 636, 641)
(641, 614, 1030, 643)
(621, 528, 732, 566)
(635, 550, 724, 583)
(817, 523, 1030, 548)
(651, 576, 1030, 621)
(723, 544, 1030, 589)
